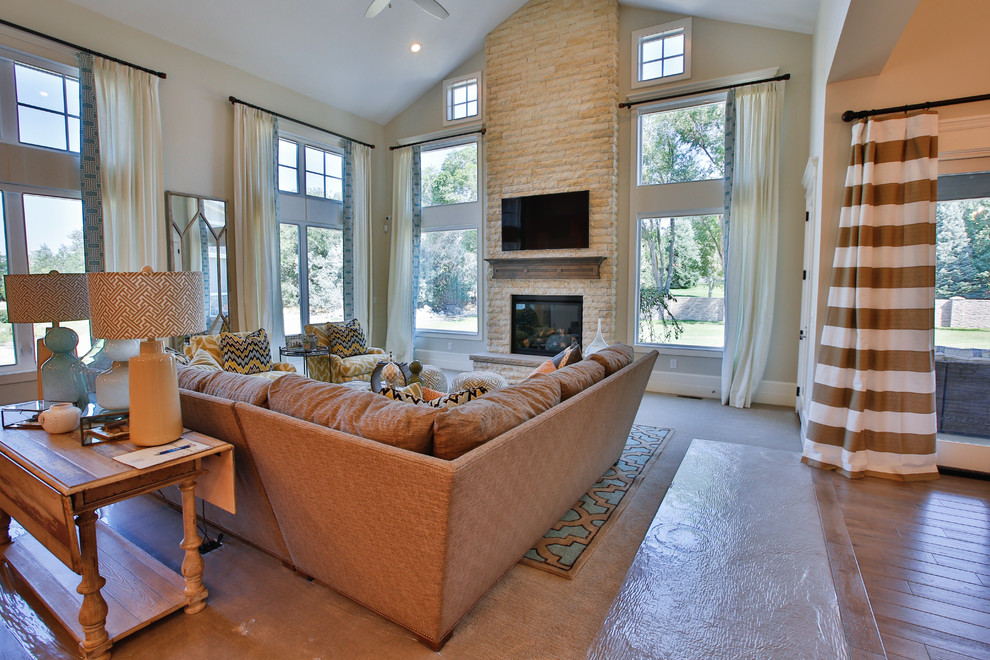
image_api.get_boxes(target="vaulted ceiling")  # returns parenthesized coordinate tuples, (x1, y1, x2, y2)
(64, 0, 820, 125)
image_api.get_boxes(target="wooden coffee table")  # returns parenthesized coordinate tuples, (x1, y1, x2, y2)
(0, 424, 233, 659)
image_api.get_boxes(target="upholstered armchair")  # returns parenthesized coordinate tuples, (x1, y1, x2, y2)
(303, 322, 386, 384)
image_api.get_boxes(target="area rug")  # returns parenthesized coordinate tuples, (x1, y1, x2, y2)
(521, 425, 672, 578)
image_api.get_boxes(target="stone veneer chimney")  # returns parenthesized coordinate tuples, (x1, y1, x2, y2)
(484, 0, 619, 357)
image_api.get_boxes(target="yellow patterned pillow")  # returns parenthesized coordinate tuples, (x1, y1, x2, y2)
(324, 318, 367, 358)
(187, 348, 223, 372)
(220, 329, 272, 374)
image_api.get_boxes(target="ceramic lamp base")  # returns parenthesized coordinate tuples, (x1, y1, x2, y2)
(128, 339, 183, 447)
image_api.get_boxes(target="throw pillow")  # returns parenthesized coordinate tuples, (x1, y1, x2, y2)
(429, 386, 488, 409)
(528, 359, 557, 378)
(187, 348, 223, 371)
(379, 385, 428, 406)
(421, 387, 445, 402)
(324, 318, 367, 358)
(220, 329, 273, 374)
(552, 341, 582, 368)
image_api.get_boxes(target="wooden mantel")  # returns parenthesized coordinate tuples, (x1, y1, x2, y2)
(485, 256, 606, 280)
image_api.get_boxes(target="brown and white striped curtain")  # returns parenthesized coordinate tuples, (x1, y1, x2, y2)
(802, 112, 939, 481)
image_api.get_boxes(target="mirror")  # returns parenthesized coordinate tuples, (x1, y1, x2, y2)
(166, 192, 229, 336)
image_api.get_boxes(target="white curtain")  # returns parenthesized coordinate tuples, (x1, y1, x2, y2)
(721, 80, 785, 408)
(93, 56, 165, 272)
(233, 105, 280, 337)
(386, 148, 414, 363)
(352, 143, 374, 344)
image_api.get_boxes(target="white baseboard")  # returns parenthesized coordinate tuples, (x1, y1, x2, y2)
(413, 349, 473, 373)
(646, 370, 796, 407)
(937, 435, 990, 473)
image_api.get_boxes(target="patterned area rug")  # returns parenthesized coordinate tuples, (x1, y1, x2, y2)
(521, 425, 672, 578)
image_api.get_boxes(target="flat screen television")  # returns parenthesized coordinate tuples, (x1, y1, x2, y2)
(501, 190, 590, 251)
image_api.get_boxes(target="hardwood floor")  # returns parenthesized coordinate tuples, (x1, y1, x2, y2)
(825, 471, 990, 659)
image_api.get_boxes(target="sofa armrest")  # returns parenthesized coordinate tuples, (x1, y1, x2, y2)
(368, 346, 386, 355)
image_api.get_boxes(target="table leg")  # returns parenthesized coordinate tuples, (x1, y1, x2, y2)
(179, 478, 208, 614)
(75, 510, 111, 660)
(1, 509, 10, 545)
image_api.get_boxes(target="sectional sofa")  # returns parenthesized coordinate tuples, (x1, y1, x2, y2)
(164, 344, 658, 648)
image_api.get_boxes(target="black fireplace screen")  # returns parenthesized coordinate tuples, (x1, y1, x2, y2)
(511, 295, 582, 356)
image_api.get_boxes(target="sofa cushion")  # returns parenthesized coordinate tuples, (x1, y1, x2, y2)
(176, 366, 272, 407)
(588, 343, 635, 377)
(550, 359, 607, 401)
(220, 328, 273, 374)
(269, 374, 437, 454)
(323, 318, 367, 358)
(432, 373, 561, 460)
(177, 364, 216, 392)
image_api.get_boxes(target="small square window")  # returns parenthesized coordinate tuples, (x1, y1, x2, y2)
(442, 72, 483, 127)
(302, 145, 343, 201)
(632, 18, 692, 89)
(278, 139, 299, 193)
(14, 62, 80, 153)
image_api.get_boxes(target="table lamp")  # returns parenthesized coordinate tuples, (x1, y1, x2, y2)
(87, 267, 205, 446)
(3, 271, 91, 403)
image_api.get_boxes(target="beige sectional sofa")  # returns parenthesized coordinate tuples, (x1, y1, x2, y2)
(167, 345, 658, 648)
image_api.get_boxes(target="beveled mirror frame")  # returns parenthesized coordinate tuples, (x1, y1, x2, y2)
(165, 191, 230, 337)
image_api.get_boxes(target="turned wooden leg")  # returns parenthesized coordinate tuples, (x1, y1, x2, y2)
(0, 509, 10, 545)
(75, 510, 111, 660)
(179, 478, 208, 613)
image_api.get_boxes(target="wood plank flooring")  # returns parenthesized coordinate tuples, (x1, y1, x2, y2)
(825, 471, 990, 659)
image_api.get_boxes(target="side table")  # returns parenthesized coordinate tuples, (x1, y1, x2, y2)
(279, 346, 330, 378)
(0, 424, 233, 659)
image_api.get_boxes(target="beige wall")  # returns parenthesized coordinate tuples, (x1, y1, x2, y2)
(0, 0, 390, 402)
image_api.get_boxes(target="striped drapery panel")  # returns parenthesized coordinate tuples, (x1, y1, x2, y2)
(802, 112, 940, 481)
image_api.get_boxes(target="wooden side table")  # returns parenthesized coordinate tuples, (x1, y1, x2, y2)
(279, 346, 330, 378)
(0, 424, 233, 659)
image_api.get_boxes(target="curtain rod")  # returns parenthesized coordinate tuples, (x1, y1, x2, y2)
(619, 73, 790, 109)
(842, 91, 990, 122)
(228, 96, 375, 149)
(391, 127, 486, 151)
(0, 18, 166, 79)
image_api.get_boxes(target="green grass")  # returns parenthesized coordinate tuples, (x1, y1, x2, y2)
(935, 327, 990, 350)
(415, 310, 478, 333)
(670, 284, 724, 299)
(639, 320, 724, 348)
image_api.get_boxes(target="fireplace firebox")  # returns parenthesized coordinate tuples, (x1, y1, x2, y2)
(511, 295, 582, 356)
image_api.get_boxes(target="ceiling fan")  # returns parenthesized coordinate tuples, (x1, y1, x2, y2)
(365, 0, 449, 20)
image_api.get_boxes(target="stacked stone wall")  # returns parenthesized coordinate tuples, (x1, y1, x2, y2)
(484, 0, 619, 355)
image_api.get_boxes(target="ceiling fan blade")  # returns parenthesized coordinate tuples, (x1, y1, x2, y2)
(411, 0, 449, 20)
(365, 0, 391, 18)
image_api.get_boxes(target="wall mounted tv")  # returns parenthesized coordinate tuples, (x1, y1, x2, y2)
(501, 190, 590, 251)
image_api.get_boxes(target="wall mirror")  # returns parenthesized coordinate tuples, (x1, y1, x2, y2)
(166, 192, 229, 335)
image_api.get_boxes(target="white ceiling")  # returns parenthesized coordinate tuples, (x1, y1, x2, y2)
(64, 0, 819, 126)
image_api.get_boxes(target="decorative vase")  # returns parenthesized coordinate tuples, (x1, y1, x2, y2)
(38, 402, 82, 434)
(381, 352, 402, 388)
(584, 319, 609, 355)
(41, 326, 89, 407)
(96, 339, 141, 411)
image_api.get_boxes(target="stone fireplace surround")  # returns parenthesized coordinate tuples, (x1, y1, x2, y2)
(472, 0, 619, 381)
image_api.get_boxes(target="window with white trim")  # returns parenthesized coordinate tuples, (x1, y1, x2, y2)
(277, 134, 346, 334)
(417, 137, 482, 334)
(0, 45, 86, 373)
(442, 72, 482, 127)
(632, 18, 691, 88)
(632, 94, 726, 349)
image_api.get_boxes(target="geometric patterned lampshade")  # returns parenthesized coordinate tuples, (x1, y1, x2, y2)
(4, 271, 90, 323)
(87, 268, 205, 340)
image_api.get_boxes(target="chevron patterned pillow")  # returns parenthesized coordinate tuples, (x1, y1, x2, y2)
(324, 318, 367, 358)
(220, 328, 273, 374)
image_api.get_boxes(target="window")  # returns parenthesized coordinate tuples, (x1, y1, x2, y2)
(638, 99, 724, 186)
(277, 139, 298, 193)
(637, 214, 724, 347)
(935, 173, 990, 350)
(305, 146, 343, 201)
(416, 138, 482, 334)
(632, 95, 726, 349)
(442, 72, 482, 127)
(277, 133, 345, 334)
(0, 190, 91, 369)
(14, 62, 80, 153)
(420, 142, 478, 207)
(632, 18, 691, 88)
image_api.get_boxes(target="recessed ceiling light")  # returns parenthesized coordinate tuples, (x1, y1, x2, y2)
(410, 42, 422, 53)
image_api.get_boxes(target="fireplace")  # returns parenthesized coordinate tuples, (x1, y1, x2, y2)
(511, 295, 582, 356)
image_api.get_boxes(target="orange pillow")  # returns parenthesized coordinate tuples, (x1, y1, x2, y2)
(528, 359, 557, 378)
(422, 387, 445, 402)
